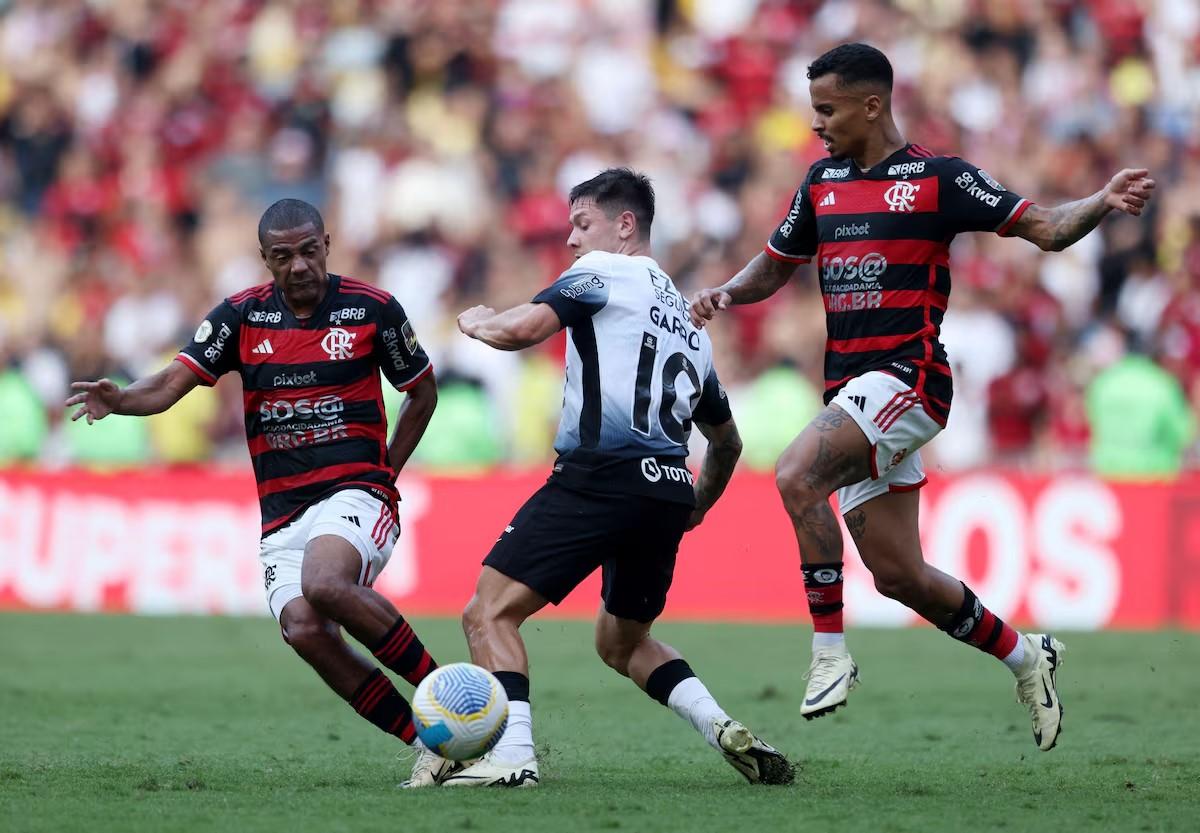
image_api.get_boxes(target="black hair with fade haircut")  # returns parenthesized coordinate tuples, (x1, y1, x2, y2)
(807, 43, 893, 91)
(257, 198, 325, 247)
(568, 167, 655, 239)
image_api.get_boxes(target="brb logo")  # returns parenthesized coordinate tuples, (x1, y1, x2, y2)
(884, 181, 921, 212)
(821, 253, 887, 284)
(321, 327, 356, 360)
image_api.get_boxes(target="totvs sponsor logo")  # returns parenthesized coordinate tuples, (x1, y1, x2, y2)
(640, 457, 695, 485)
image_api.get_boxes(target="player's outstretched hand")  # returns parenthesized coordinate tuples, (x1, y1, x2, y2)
(1103, 168, 1155, 216)
(457, 305, 496, 338)
(688, 288, 732, 329)
(65, 379, 122, 424)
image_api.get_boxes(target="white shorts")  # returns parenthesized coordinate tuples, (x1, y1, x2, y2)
(258, 488, 400, 621)
(830, 371, 942, 515)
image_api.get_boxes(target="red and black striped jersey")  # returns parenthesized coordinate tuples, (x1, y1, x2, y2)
(175, 274, 433, 536)
(766, 144, 1031, 425)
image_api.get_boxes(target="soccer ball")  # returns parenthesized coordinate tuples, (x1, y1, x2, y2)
(411, 663, 509, 761)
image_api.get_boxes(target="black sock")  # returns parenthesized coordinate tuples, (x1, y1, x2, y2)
(644, 658, 695, 707)
(349, 669, 417, 743)
(493, 670, 530, 703)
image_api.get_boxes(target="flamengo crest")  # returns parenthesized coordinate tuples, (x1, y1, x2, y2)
(884, 180, 921, 212)
(321, 327, 356, 360)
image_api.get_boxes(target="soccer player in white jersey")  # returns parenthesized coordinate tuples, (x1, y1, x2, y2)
(446, 168, 793, 787)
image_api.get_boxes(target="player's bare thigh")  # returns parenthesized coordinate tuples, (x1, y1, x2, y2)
(776, 405, 873, 497)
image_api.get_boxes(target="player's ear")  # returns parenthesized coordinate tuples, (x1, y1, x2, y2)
(619, 209, 637, 240)
(864, 93, 882, 122)
(324, 232, 331, 253)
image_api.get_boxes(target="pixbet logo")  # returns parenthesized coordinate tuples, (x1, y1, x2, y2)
(834, 222, 870, 239)
(821, 252, 887, 283)
(884, 181, 921, 212)
(321, 327, 356, 360)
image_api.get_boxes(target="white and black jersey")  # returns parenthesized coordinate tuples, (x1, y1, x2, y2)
(532, 251, 731, 505)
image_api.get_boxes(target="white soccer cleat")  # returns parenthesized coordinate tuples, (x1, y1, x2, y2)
(714, 719, 796, 785)
(801, 648, 859, 719)
(1015, 633, 1066, 751)
(440, 752, 540, 788)
(399, 744, 464, 788)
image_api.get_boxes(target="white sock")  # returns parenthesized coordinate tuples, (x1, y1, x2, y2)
(489, 700, 534, 764)
(1002, 633, 1028, 675)
(812, 632, 846, 653)
(666, 676, 730, 751)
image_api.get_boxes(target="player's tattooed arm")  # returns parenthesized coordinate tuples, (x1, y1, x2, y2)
(687, 418, 744, 530)
(689, 252, 798, 328)
(1013, 168, 1155, 253)
(457, 303, 562, 350)
(387, 372, 437, 477)
(66, 361, 199, 423)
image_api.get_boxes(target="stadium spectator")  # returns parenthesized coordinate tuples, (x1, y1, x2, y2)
(0, 0, 1194, 475)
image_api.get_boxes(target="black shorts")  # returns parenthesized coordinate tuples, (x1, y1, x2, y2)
(483, 481, 692, 623)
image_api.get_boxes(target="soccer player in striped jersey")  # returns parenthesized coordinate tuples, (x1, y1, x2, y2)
(447, 169, 793, 787)
(690, 43, 1155, 751)
(66, 199, 456, 786)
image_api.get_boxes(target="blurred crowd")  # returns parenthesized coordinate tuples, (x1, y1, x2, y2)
(0, 0, 1198, 478)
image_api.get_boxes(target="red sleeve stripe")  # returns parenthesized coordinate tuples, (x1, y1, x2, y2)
(339, 278, 391, 303)
(229, 283, 274, 304)
(996, 199, 1031, 236)
(908, 144, 935, 158)
(393, 362, 434, 392)
(174, 353, 217, 385)
(764, 242, 812, 264)
(257, 462, 382, 498)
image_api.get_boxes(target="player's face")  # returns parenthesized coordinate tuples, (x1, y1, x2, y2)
(809, 73, 876, 160)
(261, 222, 330, 308)
(566, 198, 628, 258)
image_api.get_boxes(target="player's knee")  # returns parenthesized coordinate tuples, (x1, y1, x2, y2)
(282, 617, 337, 660)
(301, 574, 352, 617)
(872, 567, 923, 605)
(594, 633, 634, 676)
(775, 460, 824, 512)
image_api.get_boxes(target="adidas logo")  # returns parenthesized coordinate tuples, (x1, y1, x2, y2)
(341, 515, 360, 527)
(819, 192, 836, 207)
(848, 395, 866, 412)
(252, 339, 274, 355)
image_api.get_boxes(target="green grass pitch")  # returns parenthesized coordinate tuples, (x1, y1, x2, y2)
(1, 613, 1197, 832)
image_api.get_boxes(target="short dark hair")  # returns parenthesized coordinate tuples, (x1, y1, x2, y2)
(807, 43, 893, 91)
(568, 168, 655, 239)
(258, 199, 324, 246)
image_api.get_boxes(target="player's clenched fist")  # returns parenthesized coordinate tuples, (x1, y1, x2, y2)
(65, 378, 122, 424)
(457, 305, 497, 338)
(688, 288, 732, 329)
(1103, 168, 1155, 217)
